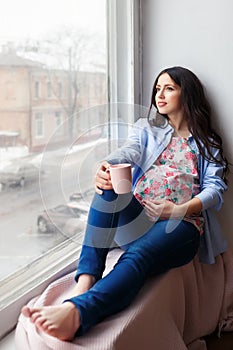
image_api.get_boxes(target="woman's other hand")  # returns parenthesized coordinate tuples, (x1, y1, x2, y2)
(142, 199, 185, 221)
(142, 197, 202, 221)
(94, 161, 113, 194)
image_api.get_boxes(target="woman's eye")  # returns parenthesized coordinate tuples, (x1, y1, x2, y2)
(166, 86, 174, 91)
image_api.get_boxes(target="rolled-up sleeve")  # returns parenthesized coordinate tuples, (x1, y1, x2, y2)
(195, 148, 228, 211)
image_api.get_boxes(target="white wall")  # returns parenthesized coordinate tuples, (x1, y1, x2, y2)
(141, 0, 233, 248)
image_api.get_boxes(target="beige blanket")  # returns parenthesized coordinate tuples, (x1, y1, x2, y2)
(15, 249, 233, 350)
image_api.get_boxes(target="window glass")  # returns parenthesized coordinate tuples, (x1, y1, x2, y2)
(35, 112, 44, 137)
(57, 82, 63, 98)
(34, 81, 40, 98)
(0, 0, 107, 286)
(47, 81, 52, 98)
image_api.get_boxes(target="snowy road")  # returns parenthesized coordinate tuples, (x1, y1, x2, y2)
(0, 139, 108, 280)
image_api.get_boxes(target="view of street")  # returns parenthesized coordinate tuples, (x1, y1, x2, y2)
(0, 139, 108, 281)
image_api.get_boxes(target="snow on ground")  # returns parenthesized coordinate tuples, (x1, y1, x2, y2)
(0, 138, 107, 170)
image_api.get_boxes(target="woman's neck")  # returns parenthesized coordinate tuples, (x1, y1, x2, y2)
(168, 116, 190, 138)
(172, 128, 190, 138)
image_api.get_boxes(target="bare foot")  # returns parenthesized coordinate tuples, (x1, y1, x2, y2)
(21, 274, 95, 340)
(21, 305, 32, 318)
(21, 302, 80, 341)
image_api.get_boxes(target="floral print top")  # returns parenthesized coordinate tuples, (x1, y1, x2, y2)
(134, 137, 204, 234)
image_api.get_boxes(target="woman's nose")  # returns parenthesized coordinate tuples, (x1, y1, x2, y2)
(157, 89, 165, 98)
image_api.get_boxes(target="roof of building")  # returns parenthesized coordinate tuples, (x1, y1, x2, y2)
(0, 48, 42, 67)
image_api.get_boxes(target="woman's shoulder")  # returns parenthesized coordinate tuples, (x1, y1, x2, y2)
(130, 118, 173, 149)
(133, 116, 171, 133)
(130, 118, 150, 135)
(133, 117, 149, 127)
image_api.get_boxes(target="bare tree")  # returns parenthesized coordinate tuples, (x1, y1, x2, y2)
(18, 26, 104, 137)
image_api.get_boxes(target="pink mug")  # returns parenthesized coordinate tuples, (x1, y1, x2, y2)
(107, 163, 132, 194)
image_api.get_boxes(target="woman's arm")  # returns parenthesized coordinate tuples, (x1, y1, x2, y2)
(94, 120, 147, 194)
(179, 197, 203, 217)
(105, 119, 144, 165)
(196, 147, 228, 211)
(142, 197, 203, 221)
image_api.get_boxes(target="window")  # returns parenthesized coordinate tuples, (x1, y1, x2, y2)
(34, 81, 40, 98)
(57, 81, 62, 98)
(55, 111, 63, 135)
(0, 0, 140, 339)
(47, 81, 52, 98)
(55, 111, 62, 127)
(35, 112, 44, 137)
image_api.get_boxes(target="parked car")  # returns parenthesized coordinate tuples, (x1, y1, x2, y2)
(37, 201, 89, 235)
(0, 162, 41, 188)
(69, 188, 94, 202)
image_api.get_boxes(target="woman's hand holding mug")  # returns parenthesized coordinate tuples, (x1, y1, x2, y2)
(95, 161, 113, 194)
(95, 161, 132, 195)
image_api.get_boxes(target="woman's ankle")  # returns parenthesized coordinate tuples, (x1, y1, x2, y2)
(72, 274, 96, 296)
(79, 274, 95, 287)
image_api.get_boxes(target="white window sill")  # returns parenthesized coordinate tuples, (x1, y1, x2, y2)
(0, 237, 82, 340)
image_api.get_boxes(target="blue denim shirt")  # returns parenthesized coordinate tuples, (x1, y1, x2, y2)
(106, 118, 228, 264)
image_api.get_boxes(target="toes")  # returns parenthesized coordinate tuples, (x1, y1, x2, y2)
(30, 311, 43, 324)
(21, 306, 32, 318)
(34, 315, 46, 327)
(22, 306, 43, 320)
(21, 305, 80, 341)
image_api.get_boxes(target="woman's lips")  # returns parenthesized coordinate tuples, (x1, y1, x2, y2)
(157, 102, 167, 107)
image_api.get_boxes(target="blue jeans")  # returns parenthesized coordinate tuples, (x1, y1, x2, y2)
(66, 190, 200, 335)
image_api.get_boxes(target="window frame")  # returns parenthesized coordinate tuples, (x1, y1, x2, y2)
(0, 0, 142, 340)
(106, 0, 142, 146)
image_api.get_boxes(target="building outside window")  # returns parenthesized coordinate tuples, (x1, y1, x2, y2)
(5, 80, 16, 100)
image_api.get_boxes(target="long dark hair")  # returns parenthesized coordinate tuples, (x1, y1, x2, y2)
(148, 66, 229, 182)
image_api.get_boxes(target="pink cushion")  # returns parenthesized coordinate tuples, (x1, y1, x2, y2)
(15, 249, 233, 350)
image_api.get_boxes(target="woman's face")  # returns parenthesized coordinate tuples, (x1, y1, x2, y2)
(155, 73, 183, 118)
